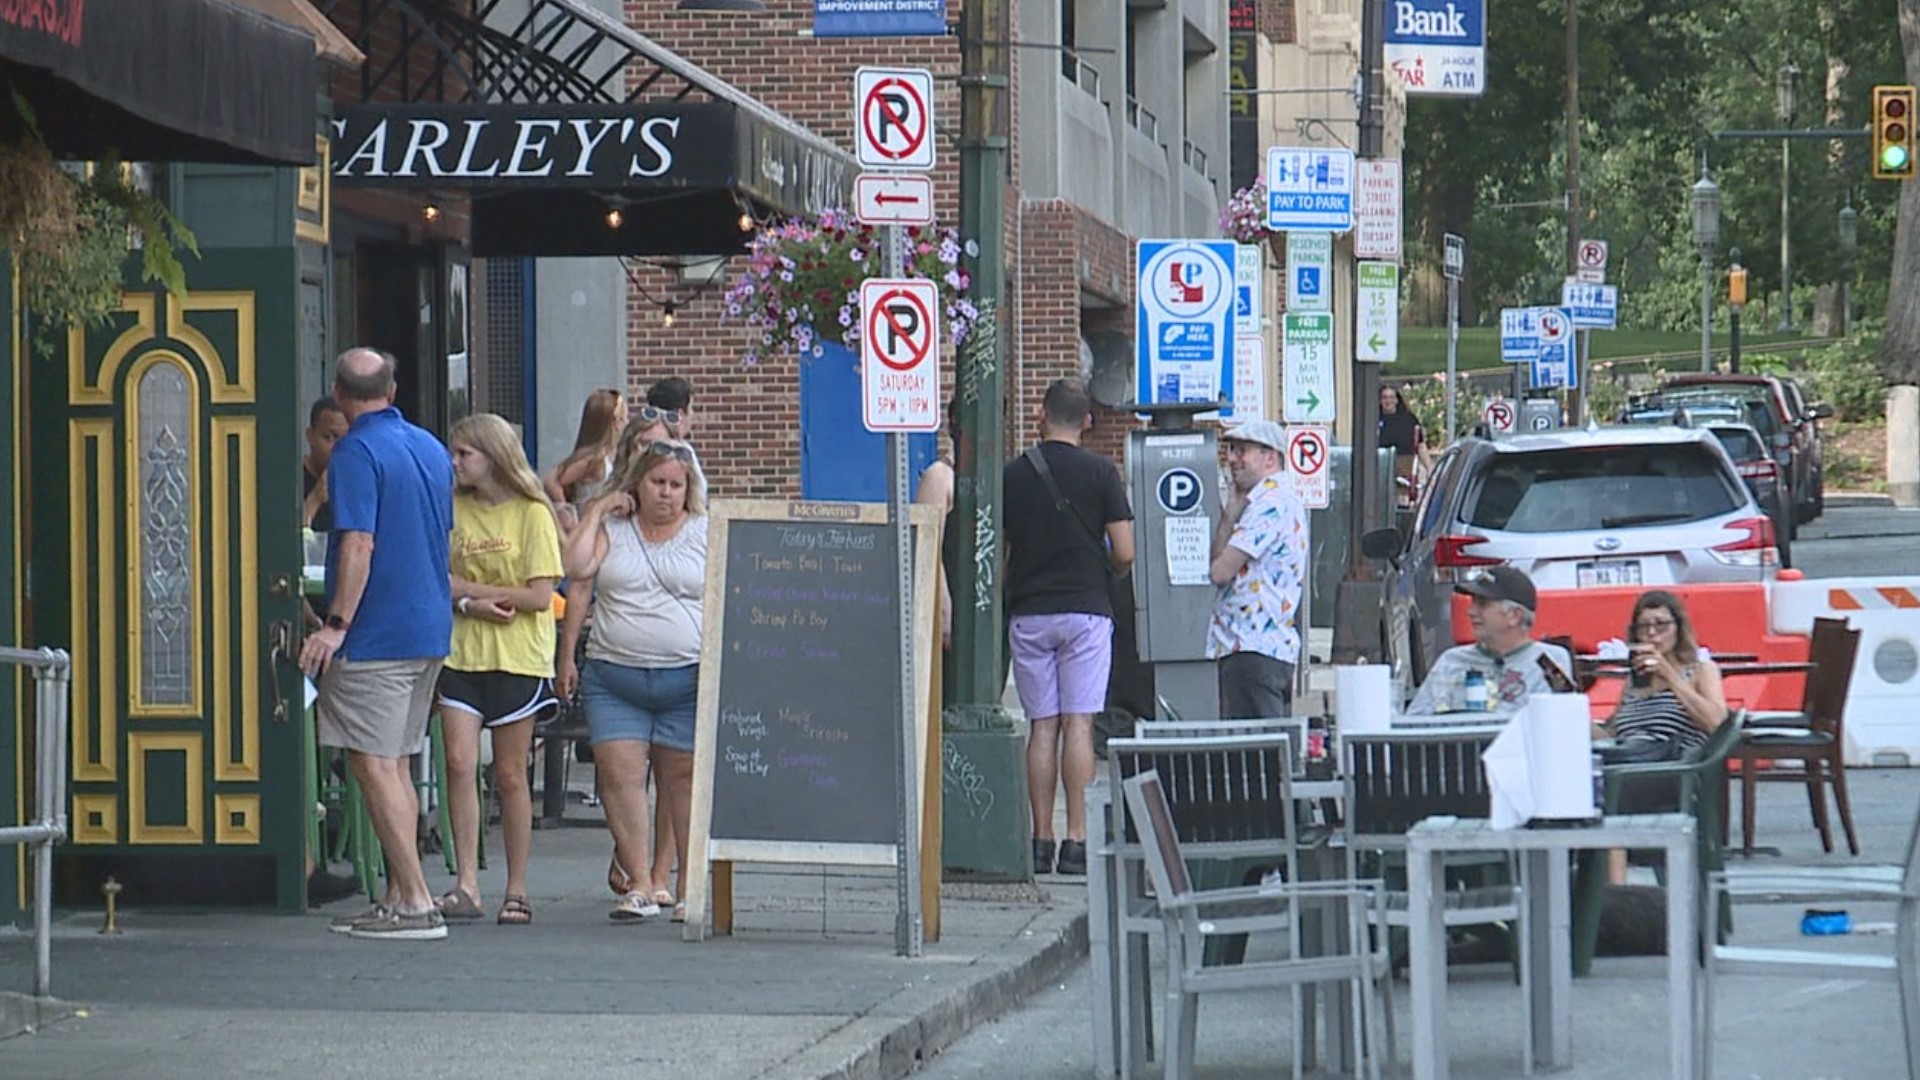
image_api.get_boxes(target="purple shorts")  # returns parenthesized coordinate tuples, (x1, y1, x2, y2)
(1009, 613, 1113, 720)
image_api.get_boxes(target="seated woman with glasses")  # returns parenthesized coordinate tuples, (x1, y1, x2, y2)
(1598, 589, 1728, 881)
(1602, 589, 1729, 760)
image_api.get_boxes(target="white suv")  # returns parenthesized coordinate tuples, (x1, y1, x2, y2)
(1361, 425, 1778, 686)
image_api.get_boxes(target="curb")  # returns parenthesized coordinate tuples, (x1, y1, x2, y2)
(768, 903, 1090, 1080)
(1824, 492, 1894, 507)
(0, 991, 75, 1041)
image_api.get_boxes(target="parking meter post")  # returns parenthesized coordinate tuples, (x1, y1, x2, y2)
(1128, 404, 1224, 721)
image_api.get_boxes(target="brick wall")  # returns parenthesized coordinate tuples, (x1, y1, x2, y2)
(620, 0, 967, 497)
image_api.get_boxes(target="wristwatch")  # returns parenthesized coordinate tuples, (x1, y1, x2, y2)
(324, 613, 350, 633)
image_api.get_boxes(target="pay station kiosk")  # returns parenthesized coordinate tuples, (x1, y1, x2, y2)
(1127, 403, 1224, 721)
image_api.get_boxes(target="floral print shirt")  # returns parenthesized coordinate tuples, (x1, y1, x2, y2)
(1207, 473, 1309, 665)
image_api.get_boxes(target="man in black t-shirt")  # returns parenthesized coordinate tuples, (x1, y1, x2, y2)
(1003, 378, 1134, 876)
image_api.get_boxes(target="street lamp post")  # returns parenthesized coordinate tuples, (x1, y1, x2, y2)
(1692, 165, 1722, 372)
(1777, 63, 1799, 333)
(1839, 201, 1859, 337)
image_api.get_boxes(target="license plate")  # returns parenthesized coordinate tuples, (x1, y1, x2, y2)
(1576, 559, 1643, 588)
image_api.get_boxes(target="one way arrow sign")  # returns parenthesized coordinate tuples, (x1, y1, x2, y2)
(855, 173, 935, 226)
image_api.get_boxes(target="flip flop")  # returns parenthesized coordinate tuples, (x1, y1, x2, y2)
(497, 894, 533, 926)
(651, 888, 676, 908)
(607, 856, 634, 898)
(436, 889, 484, 920)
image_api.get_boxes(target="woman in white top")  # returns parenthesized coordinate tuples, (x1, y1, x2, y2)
(561, 439, 707, 922)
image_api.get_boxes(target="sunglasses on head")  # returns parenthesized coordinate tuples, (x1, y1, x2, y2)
(641, 440, 695, 463)
(637, 405, 681, 426)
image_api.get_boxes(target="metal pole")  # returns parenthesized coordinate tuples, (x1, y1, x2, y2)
(954, 0, 1009, 707)
(1700, 256, 1713, 372)
(1779, 137, 1793, 332)
(884, 225, 922, 959)
(1563, 0, 1583, 424)
(1345, 0, 1385, 578)
(1731, 305, 1743, 372)
(1445, 275, 1459, 444)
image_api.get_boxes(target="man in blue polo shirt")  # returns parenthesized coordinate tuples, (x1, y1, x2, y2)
(299, 347, 454, 941)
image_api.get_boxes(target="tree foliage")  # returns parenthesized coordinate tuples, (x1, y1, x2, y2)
(1404, 0, 1905, 344)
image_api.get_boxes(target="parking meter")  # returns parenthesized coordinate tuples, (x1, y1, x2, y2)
(1521, 398, 1561, 434)
(1127, 403, 1224, 721)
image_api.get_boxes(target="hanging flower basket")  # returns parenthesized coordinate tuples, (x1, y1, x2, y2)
(722, 208, 978, 367)
(1219, 175, 1278, 255)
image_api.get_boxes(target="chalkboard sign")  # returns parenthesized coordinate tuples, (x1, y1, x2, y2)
(685, 499, 939, 935)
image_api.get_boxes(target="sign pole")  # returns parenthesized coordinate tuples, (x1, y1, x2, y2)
(880, 223, 923, 959)
(1445, 274, 1459, 444)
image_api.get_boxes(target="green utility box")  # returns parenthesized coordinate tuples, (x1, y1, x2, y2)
(940, 705, 1032, 882)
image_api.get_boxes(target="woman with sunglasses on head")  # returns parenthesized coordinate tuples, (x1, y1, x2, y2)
(438, 414, 565, 925)
(563, 439, 707, 922)
(544, 389, 628, 530)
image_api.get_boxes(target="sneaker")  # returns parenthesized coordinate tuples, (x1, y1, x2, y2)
(328, 903, 390, 934)
(1032, 838, 1056, 876)
(610, 891, 661, 922)
(347, 907, 448, 941)
(1056, 839, 1087, 876)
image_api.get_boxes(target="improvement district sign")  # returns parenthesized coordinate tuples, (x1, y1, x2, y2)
(814, 0, 946, 37)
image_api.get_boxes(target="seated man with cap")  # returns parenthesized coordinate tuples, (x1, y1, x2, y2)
(1406, 565, 1576, 715)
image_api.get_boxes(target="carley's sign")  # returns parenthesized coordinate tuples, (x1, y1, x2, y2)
(330, 103, 733, 187)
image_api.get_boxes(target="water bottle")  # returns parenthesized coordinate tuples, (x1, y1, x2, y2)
(1463, 668, 1489, 712)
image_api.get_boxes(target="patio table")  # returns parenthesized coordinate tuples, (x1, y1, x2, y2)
(1407, 813, 1698, 1080)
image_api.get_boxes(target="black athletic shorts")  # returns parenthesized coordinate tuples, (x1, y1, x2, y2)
(436, 668, 559, 728)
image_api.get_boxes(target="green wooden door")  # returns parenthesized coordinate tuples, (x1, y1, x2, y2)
(33, 249, 307, 910)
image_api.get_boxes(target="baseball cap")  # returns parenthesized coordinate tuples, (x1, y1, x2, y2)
(1454, 564, 1538, 612)
(1221, 419, 1286, 452)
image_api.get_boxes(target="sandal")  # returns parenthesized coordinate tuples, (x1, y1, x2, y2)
(671, 900, 687, 924)
(610, 891, 661, 922)
(607, 856, 634, 898)
(436, 888, 485, 920)
(650, 888, 676, 908)
(497, 894, 533, 926)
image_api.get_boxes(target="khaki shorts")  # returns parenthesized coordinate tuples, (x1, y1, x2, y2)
(317, 658, 444, 758)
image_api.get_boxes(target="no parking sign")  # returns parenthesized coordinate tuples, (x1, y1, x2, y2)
(1482, 398, 1515, 435)
(1284, 425, 1331, 509)
(860, 278, 940, 432)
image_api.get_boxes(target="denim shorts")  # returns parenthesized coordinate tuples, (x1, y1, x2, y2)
(579, 659, 698, 752)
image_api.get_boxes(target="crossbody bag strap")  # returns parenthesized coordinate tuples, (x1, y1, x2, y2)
(1023, 445, 1112, 567)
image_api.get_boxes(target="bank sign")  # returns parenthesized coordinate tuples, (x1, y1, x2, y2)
(1383, 0, 1486, 97)
(330, 104, 731, 187)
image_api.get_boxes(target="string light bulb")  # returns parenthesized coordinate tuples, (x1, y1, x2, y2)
(605, 206, 624, 229)
(422, 201, 441, 223)
(662, 301, 677, 328)
(737, 209, 753, 232)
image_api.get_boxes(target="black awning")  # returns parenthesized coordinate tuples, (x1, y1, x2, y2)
(322, 0, 856, 258)
(0, 0, 317, 165)
(332, 103, 852, 257)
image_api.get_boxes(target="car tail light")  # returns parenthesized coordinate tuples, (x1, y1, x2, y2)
(1709, 516, 1779, 567)
(1432, 535, 1499, 582)
(1736, 459, 1779, 483)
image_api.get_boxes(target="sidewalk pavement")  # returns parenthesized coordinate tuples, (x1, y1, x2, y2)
(0, 787, 1087, 1080)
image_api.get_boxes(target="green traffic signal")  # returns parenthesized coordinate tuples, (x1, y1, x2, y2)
(1886, 144, 1913, 172)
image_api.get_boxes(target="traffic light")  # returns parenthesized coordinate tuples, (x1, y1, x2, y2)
(1728, 264, 1748, 307)
(1874, 84, 1917, 180)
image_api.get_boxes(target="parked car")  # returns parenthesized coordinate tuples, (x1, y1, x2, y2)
(1617, 405, 1792, 567)
(1360, 425, 1780, 690)
(1652, 373, 1832, 525)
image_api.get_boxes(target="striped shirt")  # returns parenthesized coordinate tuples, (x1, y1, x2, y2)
(1612, 666, 1706, 751)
